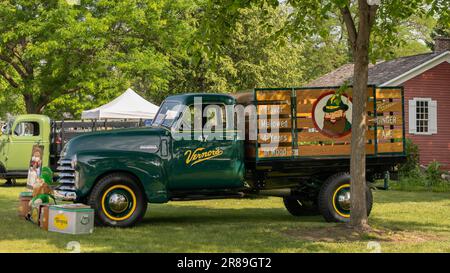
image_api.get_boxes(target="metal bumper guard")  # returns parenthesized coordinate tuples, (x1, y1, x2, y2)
(54, 159, 77, 201)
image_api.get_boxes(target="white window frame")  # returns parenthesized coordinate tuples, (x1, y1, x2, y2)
(408, 98, 437, 135)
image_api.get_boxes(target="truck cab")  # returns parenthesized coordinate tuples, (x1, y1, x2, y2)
(0, 115, 51, 182)
(153, 94, 244, 191)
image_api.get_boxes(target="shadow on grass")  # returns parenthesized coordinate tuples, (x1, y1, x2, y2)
(0, 182, 27, 188)
(371, 216, 450, 233)
(142, 205, 323, 226)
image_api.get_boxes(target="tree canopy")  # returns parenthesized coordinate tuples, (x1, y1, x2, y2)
(0, 0, 448, 120)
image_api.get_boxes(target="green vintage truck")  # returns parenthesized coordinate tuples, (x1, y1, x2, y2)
(0, 114, 141, 185)
(56, 86, 406, 227)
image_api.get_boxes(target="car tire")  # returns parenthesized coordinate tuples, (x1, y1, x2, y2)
(87, 173, 147, 227)
(283, 196, 319, 216)
(318, 172, 373, 223)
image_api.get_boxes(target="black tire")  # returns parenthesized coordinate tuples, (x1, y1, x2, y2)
(283, 196, 319, 216)
(318, 172, 373, 223)
(5, 178, 16, 186)
(87, 173, 147, 227)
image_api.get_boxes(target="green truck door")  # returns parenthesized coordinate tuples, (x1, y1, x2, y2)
(168, 105, 244, 190)
(5, 120, 45, 171)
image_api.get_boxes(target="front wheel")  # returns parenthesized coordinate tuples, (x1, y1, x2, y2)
(87, 173, 147, 227)
(318, 173, 373, 223)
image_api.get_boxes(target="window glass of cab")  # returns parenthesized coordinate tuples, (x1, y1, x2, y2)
(13, 122, 40, 137)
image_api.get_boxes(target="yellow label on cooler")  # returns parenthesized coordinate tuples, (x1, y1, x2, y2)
(54, 214, 69, 230)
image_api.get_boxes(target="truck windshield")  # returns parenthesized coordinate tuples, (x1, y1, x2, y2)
(152, 101, 183, 128)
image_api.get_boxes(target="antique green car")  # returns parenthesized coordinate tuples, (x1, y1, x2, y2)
(0, 114, 140, 185)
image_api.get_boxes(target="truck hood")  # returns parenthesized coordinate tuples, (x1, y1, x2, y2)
(63, 127, 169, 158)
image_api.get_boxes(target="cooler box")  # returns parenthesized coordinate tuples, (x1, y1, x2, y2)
(48, 204, 94, 235)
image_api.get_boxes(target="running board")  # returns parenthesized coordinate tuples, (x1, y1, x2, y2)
(170, 192, 245, 201)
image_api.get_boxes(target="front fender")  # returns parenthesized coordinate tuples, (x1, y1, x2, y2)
(75, 150, 168, 203)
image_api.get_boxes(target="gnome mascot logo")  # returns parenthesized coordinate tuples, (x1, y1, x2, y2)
(312, 91, 352, 138)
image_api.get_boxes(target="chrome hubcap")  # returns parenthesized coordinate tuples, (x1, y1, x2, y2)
(338, 191, 351, 210)
(108, 193, 129, 213)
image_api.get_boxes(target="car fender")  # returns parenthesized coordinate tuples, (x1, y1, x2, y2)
(75, 150, 169, 203)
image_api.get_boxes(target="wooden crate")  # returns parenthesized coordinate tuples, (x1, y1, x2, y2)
(246, 86, 404, 159)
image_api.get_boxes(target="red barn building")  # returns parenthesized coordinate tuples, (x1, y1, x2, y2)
(307, 37, 450, 170)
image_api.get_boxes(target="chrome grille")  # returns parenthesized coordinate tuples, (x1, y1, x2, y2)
(55, 158, 77, 201)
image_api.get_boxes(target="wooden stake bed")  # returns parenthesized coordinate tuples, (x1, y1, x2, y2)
(236, 86, 406, 160)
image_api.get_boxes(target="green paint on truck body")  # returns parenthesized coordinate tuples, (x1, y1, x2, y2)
(0, 115, 51, 178)
(65, 93, 245, 203)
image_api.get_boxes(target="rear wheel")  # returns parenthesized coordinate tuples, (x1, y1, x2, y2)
(283, 196, 319, 216)
(87, 173, 147, 227)
(318, 173, 373, 223)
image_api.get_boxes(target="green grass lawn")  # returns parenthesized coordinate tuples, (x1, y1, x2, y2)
(1, 182, 450, 253)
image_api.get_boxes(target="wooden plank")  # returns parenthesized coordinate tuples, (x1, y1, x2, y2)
(296, 113, 312, 118)
(298, 103, 374, 114)
(258, 146, 293, 158)
(258, 118, 291, 130)
(367, 129, 403, 140)
(297, 118, 314, 128)
(257, 104, 291, 115)
(297, 103, 314, 114)
(296, 89, 326, 100)
(377, 142, 404, 153)
(256, 90, 291, 101)
(297, 129, 403, 141)
(368, 115, 403, 126)
(297, 131, 351, 142)
(368, 101, 403, 113)
(258, 132, 292, 144)
(375, 89, 402, 99)
(296, 89, 353, 100)
(299, 144, 375, 156)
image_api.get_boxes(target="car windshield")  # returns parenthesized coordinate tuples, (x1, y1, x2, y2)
(152, 101, 184, 128)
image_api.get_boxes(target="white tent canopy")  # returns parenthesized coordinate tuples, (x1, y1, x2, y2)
(81, 88, 159, 120)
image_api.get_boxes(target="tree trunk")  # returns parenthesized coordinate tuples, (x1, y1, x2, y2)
(349, 48, 369, 230)
(348, 0, 374, 230)
(24, 95, 44, 114)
